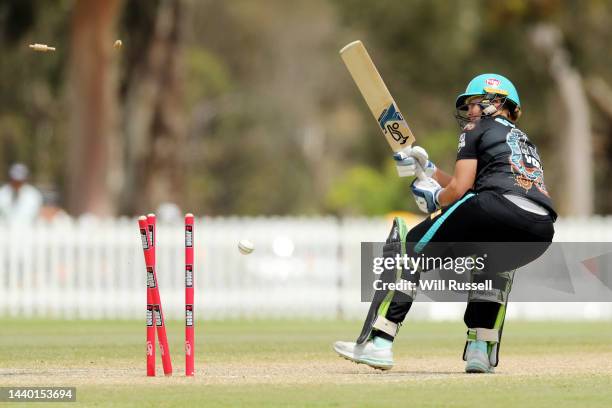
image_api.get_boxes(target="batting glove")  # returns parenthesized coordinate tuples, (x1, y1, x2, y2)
(393, 146, 436, 178)
(411, 176, 442, 213)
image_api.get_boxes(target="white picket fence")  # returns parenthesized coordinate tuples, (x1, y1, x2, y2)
(0, 216, 611, 320)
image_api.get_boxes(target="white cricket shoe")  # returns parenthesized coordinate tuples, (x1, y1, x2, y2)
(333, 339, 394, 370)
(465, 340, 494, 373)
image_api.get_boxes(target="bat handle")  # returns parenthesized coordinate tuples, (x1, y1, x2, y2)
(415, 162, 428, 182)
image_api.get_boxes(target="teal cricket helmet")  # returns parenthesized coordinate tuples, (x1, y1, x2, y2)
(455, 73, 521, 109)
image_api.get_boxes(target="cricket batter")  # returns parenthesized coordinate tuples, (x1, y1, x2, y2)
(334, 74, 557, 373)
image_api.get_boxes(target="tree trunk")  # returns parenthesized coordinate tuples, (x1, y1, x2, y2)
(120, 0, 185, 215)
(585, 76, 612, 213)
(530, 24, 594, 216)
(585, 77, 612, 121)
(67, 0, 122, 216)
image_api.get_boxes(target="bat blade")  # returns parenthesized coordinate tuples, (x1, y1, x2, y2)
(340, 40, 415, 151)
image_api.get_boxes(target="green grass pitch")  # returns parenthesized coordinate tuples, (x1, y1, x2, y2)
(1, 319, 611, 407)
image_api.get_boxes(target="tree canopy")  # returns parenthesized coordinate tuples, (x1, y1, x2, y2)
(0, 0, 610, 216)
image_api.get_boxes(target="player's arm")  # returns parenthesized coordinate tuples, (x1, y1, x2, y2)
(436, 124, 480, 205)
(432, 168, 452, 187)
(410, 159, 476, 213)
(409, 126, 480, 213)
(436, 159, 477, 206)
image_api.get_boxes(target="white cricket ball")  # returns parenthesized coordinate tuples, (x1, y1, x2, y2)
(238, 239, 255, 255)
(114, 40, 122, 49)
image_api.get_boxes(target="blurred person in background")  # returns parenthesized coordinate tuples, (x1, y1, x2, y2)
(0, 163, 43, 224)
(334, 74, 556, 374)
(39, 190, 69, 222)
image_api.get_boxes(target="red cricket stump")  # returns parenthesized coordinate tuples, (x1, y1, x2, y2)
(185, 213, 195, 376)
(146, 303, 156, 376)
(139, 218, 157, 376)
(146, 214, 173, 376)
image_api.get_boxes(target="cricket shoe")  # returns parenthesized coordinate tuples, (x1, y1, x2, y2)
(465, 340, 494, 374)
(333, 338, 394, 370)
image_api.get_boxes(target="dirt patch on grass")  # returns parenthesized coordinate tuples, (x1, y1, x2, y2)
(2, 351, 611, 386)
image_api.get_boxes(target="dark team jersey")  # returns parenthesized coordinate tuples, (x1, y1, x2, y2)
(456, 116, 557, 219)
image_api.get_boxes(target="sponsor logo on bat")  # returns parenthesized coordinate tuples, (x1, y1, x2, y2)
(378, 103, 409, 145)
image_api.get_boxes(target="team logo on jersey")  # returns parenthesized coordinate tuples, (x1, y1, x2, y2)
(506, 128, 549, 196)
(457, 133, 466, 152)
(463, 122, 476, 131)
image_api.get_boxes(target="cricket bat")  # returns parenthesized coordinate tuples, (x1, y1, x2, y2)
(339, 40, 416, 152)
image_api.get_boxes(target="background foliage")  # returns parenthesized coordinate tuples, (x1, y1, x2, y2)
(0, 0, 610, 216)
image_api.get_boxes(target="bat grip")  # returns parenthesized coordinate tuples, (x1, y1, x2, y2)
(415, 162, 428, 182)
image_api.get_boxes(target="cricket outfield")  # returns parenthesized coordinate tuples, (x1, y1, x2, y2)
(1, 319, 611, 407)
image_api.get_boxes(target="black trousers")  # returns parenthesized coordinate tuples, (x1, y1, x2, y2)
(379, 190, 554, 339)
